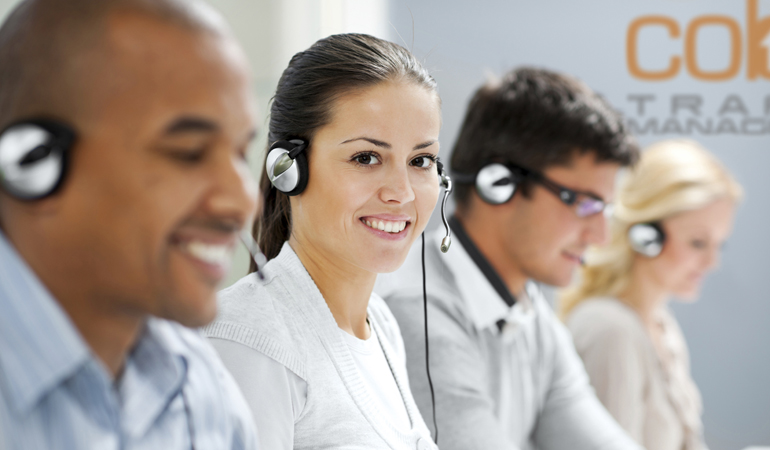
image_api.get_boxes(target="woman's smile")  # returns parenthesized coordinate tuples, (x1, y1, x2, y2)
(359, 214, 411, 240)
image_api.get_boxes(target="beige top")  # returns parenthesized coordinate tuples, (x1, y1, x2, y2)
(567, 298, 708, 450)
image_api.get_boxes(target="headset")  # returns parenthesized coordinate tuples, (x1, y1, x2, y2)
(266, 138, 454, 253)
(265, 139, 309, 196)
(628, 222, 666, 258)
(0, 119, 76, 201)
(267, 137, 452, 443)
(452, 162, 530, 205)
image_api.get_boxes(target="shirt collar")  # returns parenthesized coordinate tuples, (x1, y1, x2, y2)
(442, 218, 537, 332)
(439, 218, 511, 330)
(0, 230, 90, 415)
(118, 318, 189, 440)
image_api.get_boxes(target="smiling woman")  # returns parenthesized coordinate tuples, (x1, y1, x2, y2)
(203, 33, 442, 450)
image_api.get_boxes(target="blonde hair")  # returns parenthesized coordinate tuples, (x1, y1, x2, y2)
(559, 139, 743, 319)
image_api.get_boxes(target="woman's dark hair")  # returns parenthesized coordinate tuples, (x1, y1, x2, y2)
(450, 67, 639, 209)
(252, 33, 438, 266)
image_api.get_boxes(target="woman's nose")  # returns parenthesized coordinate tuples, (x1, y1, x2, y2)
(379, 164, 415, 204)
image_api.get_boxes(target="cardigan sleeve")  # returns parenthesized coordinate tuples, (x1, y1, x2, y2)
(208, 338, 308, 450)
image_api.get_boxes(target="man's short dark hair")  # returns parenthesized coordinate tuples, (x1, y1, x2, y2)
(0, 0, 227, 129)
(450, 67, 639, 208)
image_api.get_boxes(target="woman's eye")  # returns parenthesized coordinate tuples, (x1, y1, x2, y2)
(353, 153, 380, 165)
(410, 156, 434, 168)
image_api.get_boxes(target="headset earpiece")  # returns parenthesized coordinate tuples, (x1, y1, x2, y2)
(0, 119, 76, 200)
(628, 222, 666, 258)
(266, 139, 309, 196)
(475, 163, 522, 205)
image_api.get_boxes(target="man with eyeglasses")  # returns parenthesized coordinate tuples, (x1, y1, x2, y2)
(377, 67, 643, 450)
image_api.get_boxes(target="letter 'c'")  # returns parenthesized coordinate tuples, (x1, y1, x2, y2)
(627, 16, 681, 81)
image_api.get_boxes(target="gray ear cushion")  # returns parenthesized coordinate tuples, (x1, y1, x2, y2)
(283, 150, 308, 196)
(628, 222, 666, 258)
(476, 163, 518, 205)
(266, 140, 310, 196)
(0, 119, 74, 200)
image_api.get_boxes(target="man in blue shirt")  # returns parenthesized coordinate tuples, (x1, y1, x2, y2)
(0, 0, 260, 448)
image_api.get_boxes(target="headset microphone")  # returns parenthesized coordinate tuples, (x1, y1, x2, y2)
(240, 230, 267, 281)
(437, 160, 453, 253)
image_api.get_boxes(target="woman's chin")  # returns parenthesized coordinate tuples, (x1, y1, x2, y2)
(359, 251, 410, 275)
(372, 259, 408, 274)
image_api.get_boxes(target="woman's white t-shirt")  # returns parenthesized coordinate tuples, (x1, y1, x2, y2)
(339, 322, 412, 431)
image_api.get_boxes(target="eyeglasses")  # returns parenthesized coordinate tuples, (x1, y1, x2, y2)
(527, 171, 613, 218)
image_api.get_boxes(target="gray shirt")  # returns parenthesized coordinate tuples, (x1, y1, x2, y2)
(376, 229, 642, 450)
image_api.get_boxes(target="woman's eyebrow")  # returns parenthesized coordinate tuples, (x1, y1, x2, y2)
(340, 137, 438, 152)
(340, 137, 390, 148)
(414, 140, 437, 150)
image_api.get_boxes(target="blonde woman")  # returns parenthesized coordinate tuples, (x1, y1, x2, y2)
(560, 140, 743, 450)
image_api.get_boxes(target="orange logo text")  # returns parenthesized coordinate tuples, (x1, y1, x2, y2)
(627, 0, 770, 81)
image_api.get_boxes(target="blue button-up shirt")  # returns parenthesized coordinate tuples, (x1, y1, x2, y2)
(0, 231, 259, 450)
